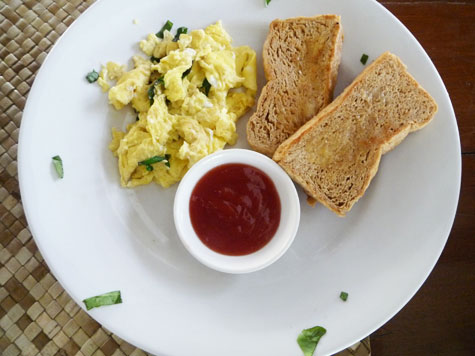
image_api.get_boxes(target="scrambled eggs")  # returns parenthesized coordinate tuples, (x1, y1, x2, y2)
(99, 21, 257, 188)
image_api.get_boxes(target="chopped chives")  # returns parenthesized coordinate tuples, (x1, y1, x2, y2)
(147, 85, 154, 105)
(340, 291, 349, 301)
(173, 27, 188, 42)
(52, 155, 64, 179)
(138, 155, 171, 171)
(360, 53, 369, 65)
(139, 156, 168, 166)
(201, 78, 211, 96)
(265, 0, 272, 6)
(148, 76, 165, 105)
(156, 20, 173, 39)
(150, 56, 161, 64)
(85, 70, 99, 83)
(82, 291, 122, 311)
(182, 67, 192, 78)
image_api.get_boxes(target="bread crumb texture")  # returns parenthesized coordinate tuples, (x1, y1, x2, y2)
(274, 52, 437, 216)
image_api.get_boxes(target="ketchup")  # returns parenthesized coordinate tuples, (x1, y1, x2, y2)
(189, 163, 281, 256)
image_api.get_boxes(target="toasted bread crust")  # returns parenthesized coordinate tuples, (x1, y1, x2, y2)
(273, 52, 438, 216)
(246, 15, 343, 157)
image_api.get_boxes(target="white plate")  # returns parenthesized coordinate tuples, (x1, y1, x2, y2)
(18, 0, 461, 355)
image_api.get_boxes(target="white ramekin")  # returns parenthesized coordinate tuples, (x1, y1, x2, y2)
(173, 149, 300, 274)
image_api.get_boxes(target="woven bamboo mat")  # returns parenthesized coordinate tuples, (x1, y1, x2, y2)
(0, 1, 371, 355)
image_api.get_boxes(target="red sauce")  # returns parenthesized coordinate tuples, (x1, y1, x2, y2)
(189, 163, 281, 256)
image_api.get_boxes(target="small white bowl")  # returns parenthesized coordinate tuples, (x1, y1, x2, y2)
(174, 149, 300, 274)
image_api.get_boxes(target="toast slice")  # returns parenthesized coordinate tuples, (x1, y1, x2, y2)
(246, 15, 343, 157)
(273, 52, 438, 216)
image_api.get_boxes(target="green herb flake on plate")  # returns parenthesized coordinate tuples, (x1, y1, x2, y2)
(156, 20, 173, 39)
(83, 290, 122, 310)
(86, 70, 99, 83)
(173, 26, 188, 42)
(297, 326, 327, 356)
(52, 155, 64, 179)
(340, 291, 349, 301)
(360, 53, 369, 65)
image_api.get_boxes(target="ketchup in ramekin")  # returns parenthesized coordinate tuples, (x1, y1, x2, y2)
(189, 163, 281, 256)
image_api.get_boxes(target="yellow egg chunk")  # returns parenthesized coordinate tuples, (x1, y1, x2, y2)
(131, 84, 150, 113)
(108, 56, 151, 110)
(146, 95, 175, 146)
(200, 50, 243, 90)
(227, 90, 256, 119)
(139, 34, 160, 56)
(101, 21, 257, 188)
(98, 62, 126, 92)
(157, 49, 196, 102)
(204, 21, 232, 49)
(234, 46, 258, 93)
(151, 30, 178, 59)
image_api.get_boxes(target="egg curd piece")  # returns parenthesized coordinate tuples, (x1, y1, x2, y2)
(146, 94, 175, 146)
(151, 30, 178, 59)
(139, 33, 160, 56)
(176, 116, 227, 167)
(108, 56, 151, 110)
(102, 21, 257, 188)
(200, 50, 243, 91)
(234, 46, 258, 93)
(98, 62, 126, 92)
(204, 21, 232, 49)
(156, 48, 196, 102)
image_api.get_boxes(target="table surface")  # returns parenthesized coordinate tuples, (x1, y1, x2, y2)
(0, 1, 474, 355)
(372, 1, 475, 355)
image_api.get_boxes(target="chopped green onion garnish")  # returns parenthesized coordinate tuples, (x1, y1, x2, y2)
(52, 155, 64, 179)
(182, 67, 192, 78)
(360, 53, 369, 65)
(173, 27, 188, 42)
(297, 326, 327, 356)
(201, 78, 211, 96)
(148, 77, 165, 105)
(139, 156, 167, 165)
(156, 20, 173, 39)
(139, 155, 171, 171)
(340, 291, 349, 301)
(86, 70, 99, 83)
(148, 85, 154, 105)
(265, 0, 272, 6)
(150, 56, 161, 64)
(82, 291, 122, 310)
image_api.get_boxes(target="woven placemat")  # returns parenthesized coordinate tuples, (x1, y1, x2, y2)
(0, 1, 371, 355)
